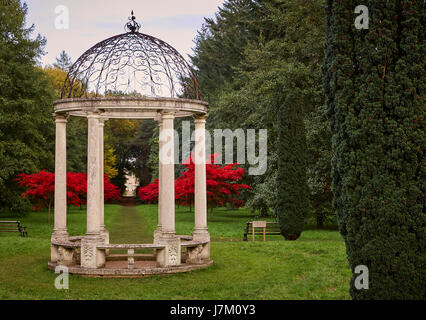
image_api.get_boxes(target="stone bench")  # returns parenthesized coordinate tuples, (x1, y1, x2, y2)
(180, 240, 210, 265)
(51, 240, 81, 248)
(97, 244, 166, 270)
(50, 239, 81, 266)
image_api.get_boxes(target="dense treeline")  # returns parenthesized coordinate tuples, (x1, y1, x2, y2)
(0, 1, 55, 214)
(191, 0, 333, 230)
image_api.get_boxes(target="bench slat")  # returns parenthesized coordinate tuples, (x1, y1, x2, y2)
(243, 221, 281, 241)
(0, 221, 27, 237)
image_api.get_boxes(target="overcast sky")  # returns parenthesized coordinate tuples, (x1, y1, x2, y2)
(25, 0, 224, 66)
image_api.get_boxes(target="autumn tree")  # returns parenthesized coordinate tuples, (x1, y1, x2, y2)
(139, 155, 250, 217)
(17, 171, 121, 222)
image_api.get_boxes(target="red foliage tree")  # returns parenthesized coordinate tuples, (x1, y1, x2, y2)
(137, 179, 159, 204)
(138, 154, 251, 217)
(176, 154, 250, 217)
(17, 171, 121, 222)
(103, 175, 121, 202)
(66, 172, 87, 207)
(16, 170, 56, 222)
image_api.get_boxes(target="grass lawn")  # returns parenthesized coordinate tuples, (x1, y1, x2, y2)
(0, 204, 351, 300)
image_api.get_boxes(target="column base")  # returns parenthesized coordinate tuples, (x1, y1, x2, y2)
(51, 230, 69, 240)
(192, 229, 210, 242)
(156, 234, 181, 267)
(153, 227, 163, 244)
(81, 236, 106, 269)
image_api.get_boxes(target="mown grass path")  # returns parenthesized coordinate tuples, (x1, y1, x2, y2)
(109, 201, 153, 244)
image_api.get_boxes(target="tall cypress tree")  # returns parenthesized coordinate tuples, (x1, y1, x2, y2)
(324, 0, 425, 299)
(277, 89, 310, 240)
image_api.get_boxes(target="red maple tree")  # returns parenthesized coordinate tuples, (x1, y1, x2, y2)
(138, 154, 250, 217)
(17, 171, 121, 222)
(137, 179, 159, 204)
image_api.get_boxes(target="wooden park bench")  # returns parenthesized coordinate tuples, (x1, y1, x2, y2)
(0, 221, 28, 237)
(243, 221, 280, 242)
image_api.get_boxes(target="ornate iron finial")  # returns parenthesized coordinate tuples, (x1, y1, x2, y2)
(125, 10, 141, 33)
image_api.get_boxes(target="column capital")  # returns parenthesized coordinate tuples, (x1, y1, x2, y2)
(161, 111, 176, 120)
(99, 117, 109, 126)
(193, 114, 208, 123)
(54, 114, 68, 123)
(87, 111, 102, 119)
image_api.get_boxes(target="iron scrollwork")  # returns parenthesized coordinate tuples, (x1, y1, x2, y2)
(62, 12, 201, 100)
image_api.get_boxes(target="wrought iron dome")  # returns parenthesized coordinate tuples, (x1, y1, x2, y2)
(61, 11, 201, 100)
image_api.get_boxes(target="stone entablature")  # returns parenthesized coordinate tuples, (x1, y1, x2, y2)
(53, 97, 208, 119)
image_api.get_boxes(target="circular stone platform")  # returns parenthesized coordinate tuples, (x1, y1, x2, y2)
(48, 259, 213, 278)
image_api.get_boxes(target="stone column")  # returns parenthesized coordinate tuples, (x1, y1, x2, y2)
(156, 112, 180, 267)
(51, 115, 70, 264)
(159, 112, 176, 236)
(99, 118, 109, 245)
(81, 112, 105, 269)
(193, 115, 210, 240)
(52, 115, 68, 238)
(191, 115, 210, 262)
(153, 117, 163, 244)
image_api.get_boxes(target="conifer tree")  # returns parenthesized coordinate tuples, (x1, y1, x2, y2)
(324, 0, 425, 299)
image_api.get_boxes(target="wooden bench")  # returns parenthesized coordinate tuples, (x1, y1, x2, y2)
(0, 221, 28, 237)
(243, 221, 280, 241)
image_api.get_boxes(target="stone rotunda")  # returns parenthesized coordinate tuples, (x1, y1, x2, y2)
(48, 12, 212, 277)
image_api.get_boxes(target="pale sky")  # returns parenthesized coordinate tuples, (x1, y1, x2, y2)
(24, 0, 225, 66)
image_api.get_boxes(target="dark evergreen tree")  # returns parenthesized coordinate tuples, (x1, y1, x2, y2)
(0, 0, 55, 215)
(324, 0, 425, 299)
(277, 90, 310, 240)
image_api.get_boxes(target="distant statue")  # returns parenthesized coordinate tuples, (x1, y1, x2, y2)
(124, 170, 139, 197)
